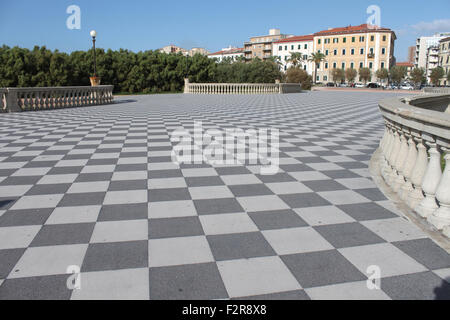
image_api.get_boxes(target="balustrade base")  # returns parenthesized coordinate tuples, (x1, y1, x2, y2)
(427, 207, 450, 230)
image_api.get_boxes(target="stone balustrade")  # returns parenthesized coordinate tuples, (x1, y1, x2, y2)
(0, 86, 114, 113)
(423, 87, 450, 94)
(378, 93, 450, 238)
(0, 88, 7, 112)
(184, 79, 301, 94)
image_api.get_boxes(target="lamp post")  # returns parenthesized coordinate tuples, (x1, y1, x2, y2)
(89, 30, 101, 86)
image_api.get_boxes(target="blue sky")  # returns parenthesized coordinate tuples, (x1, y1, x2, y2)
(1, 0, 449, 61)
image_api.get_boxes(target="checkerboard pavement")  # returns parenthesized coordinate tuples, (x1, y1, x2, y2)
(0, 92, 449, 300)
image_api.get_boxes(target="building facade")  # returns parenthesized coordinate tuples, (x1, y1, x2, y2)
(188, 47, 209, 56)
(396, 62, 414, 81)
(244, 29, 291, 61)
(438, 37, 450, 86)
(208, 47, 244, 62)
(425, 45, 440, 83)
(408, 46, 416, 64)
(272, 35, 315, 74)
(313, 24, 396, 83)
(159, 45, 188, 55)
(415, 33, 450, 70)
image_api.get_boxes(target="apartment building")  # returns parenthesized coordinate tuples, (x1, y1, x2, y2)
(408, 46, 416, 64)
(426, 45, 440, 83)
(189, 47, 209, 56)
(313, 24, 396, 83)
(159, 45, 188, 55)
(439, 37, 450, 85)
(208, 47, 244, 62)
(396, 62, 414, 81)
(272, 35, 315, 74)
(244, 29, 291, 61)
(415, 33, 450, 70)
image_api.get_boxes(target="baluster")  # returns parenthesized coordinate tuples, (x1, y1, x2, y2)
(381, 123, 394, 180)
(386, 125, 401, 186)
(399, 128, 418, 201)
(428, 141, 450, 230)
(393, 126, 410, 192)
(408, 134, 427, 209)
(415, 134, 442, 217)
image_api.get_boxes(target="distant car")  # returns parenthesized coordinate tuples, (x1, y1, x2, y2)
(354, 83, 365, 88)
(326, 82, 335, 87)
(339, 83, 348, 87)
(400, 84, 414, 90)
(367, 83, 380, 88)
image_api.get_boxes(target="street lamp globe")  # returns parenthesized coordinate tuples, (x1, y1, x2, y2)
(90, 30, 97, 38)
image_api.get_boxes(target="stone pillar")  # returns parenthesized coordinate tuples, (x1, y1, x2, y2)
(408, 135, 427, 209)
(184, 78, 190, 94)
(416, 135, 441, 217)
(399, 129, 418, 201)
(428, 143, 450, 230)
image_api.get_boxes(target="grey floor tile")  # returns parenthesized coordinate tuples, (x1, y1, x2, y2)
(229, 184, 274, 197)
(338, 202, 397, 221)
(194, 198, 244, 215)
(30, 223, 95, 246)
(149, 263, 228, 300)
(58, 192, 106, 207)
(0, 248, 25, 278)
(207, 232, 276, 261)
(232, 290, 310, 300)
(149, 188, 191, 202)
(392, 239, 450, 270)
(279, 193, 331, 208)
(82, 241, 148, 272)
(0, 275, 73, 300)
(303, 179, 348, 192)
(148, 216, 204, 239)
(98, 203, 148, 221)
(248, 209, 308, 230)
(0, 208, 53, 227)
(281, 250, 367, 288)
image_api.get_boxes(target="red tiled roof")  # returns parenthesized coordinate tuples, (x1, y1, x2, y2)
(440, 37, 450, 42)
(314, 24, 393, 36)
(396, 62, 414, 67)
(208, 48, 244, 56)
(273, 35, 314, 44)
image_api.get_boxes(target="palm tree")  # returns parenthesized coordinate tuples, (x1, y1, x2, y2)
(308, 52, 326, 84)
(287, 52, 303, 68)
(267, 56, 283, 70)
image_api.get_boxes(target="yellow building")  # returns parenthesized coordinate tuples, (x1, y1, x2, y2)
(313, 24, 396, 83)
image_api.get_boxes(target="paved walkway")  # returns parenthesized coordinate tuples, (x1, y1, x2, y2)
(0, 92, 449, 300)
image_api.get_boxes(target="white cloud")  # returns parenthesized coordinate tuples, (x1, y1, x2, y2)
(411, 19, 450, 33)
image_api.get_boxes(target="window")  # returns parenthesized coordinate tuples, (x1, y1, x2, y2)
(360, 48, 364, 55)
(341, 62, 345, 69)
(360, 36, 365, 42)
(324, 75, 328, 81)
(304, 65, 307, 70)
(325, 49, 329, 55)
(350, 62, 354, 69)
(382, 35, 386, 41)
(343, 37, 346, 43)
(370, 35, 375, 41)
(381, 62, 385, 68)
(285, 46, 287, 50)
(298, 45, 301, 50)
(333, 62, 337, 68)
(369, 62, 373, 69)
(360, 62, 364, 68)
(303, 55, 308, 60)
(304, 44, 307, 49)
(333, 38, 338, 43)
(279, 46, 282, 51)
(351, 48, 355, 55)
(317, 76, 320, 81)
(342, 49, 346, 55)
(291, 45, 294, 50)
(318, 39, 321, 44)
(325, 62, 328, 69)
(370, 48, 374, 54)
(352, 37, 356, 42)
(334, 49, 337, 56)
(381, 48, 386, 55)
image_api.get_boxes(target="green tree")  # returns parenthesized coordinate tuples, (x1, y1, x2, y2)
(410, 67, 425, 88)
(389, 66, 407, 85)
(430, 66, 445, 86)
(331, 68, 345, 84)
(375, 68, 389, 84)
(345, 68, 357, 84)
(287, 52, 303, 68)
(359, 67, 372, 84)
(308, 52, 326, 84)
(285, 67, 312, 90)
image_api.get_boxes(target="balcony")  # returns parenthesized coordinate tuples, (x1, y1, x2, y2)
(368, 53, 375, 59)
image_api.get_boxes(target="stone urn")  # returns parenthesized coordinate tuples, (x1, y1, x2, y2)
(90, 76, 101, 86)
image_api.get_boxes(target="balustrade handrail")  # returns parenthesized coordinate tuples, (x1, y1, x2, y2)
(377, 93, 450, 239)
(183, 79, 302, 94)
(0, 85, 114, 113)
